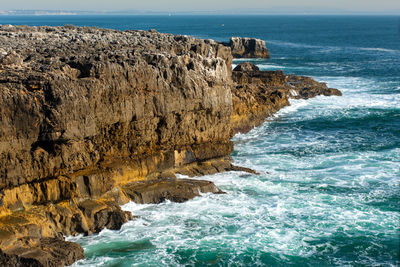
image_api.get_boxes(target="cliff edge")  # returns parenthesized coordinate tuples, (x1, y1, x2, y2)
(0, 25, 341, 266)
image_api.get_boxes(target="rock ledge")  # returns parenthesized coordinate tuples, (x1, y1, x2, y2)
(0, 25, 341, 266)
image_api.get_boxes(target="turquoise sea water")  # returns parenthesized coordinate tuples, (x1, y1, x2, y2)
(1, 15, 399, 266)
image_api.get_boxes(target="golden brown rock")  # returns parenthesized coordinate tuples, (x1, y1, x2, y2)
(0, 238, 84, 267)
(231, 67, 290, 133)
(123, 178, 224, 204)
(0, 26, 341, 266)
(0, 25, 235, 266)
(231, 63, 342, 133)
(226, 37, 270, 58)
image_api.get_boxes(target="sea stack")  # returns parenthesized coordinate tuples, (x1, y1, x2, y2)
(227, 37, 271, 58)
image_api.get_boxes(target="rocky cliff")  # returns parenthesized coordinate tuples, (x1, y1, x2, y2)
(230, 62, 341, 133)
(0, 25, 341, 266)
(225, 37, 270, 58)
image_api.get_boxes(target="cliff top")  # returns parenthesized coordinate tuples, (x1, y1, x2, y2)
(0, 25, 225, 73)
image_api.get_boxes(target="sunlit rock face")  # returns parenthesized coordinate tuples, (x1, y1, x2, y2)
(0, 25, 340, 266)
(0, 25, 234, 266)
(227, 37, 271, 58)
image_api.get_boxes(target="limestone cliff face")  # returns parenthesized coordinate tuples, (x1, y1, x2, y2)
(230, 63, 342, 133)
(231, 64, 289, 133)
(0, 25, 233, 190)
(0, 26, 341, 266)
(0, 25, 234, 266)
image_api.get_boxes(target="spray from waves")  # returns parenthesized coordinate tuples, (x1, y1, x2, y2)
(257, 64, 314, 71)
(230, 74, 399, 264)
(69, 162, 399, 266)
(233, 58, 268, 63)
(314, 76, 400, 109)
(69, 73, 399, 267)
(257, 64, 286, 70)
(232, 62, 310, 72)
(232, 59, 314, 72)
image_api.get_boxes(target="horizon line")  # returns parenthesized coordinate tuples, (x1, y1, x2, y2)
(0, 9, 399, 16)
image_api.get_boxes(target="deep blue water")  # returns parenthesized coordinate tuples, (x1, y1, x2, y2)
(1, 15, 399, 266)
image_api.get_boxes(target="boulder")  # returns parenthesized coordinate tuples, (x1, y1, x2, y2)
(122, 178, 225, 204)
(233, 62, 260, 72)
(228, 37, 270, 58)
(0, 238, 84, 267)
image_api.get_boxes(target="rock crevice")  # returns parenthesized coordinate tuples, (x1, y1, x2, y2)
(0, 25, 341, 266)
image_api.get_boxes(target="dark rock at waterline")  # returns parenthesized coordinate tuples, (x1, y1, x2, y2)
(233, 62, 260, 72)
(0, 238, 84, 267)
(78, 199, 134, 233)
(123, 178, 225, 204)
(286, 75, 343, 99)
(0, 249, 42, 267)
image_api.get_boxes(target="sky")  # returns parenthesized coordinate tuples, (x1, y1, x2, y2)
(1, 0, 400, 14)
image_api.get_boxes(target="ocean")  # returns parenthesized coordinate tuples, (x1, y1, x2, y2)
(1, 15, 399, 266)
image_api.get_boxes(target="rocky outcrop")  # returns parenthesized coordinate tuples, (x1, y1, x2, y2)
(0, 238, 84, 267)
(0, 25, 233, 190)
(230, 62, 341, 133)
(123, 178, 225, 204)
(0, 25, 235, 266)
(231, 67, 289, 133)
(225, 37, 270, 58)
(0, 25, 341, 266)
(287, 75, 342, 99)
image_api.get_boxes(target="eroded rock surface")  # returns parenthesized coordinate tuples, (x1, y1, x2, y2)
(0, 238, 84, 267)
(0, 25, 233, 190)
(226, 37, 270, 58)
(231, 62, 341, 133)
(0, 25, 341, 266)
(123, 178, 225, 204)
(287, 75, 342, 99)
(0, 25, 234, 266)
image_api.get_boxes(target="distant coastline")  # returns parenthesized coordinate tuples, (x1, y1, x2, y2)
(1, 9, 399, 16)
(0, 10, 80, 16)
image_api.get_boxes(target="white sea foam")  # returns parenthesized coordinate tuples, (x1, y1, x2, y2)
(70, 164, 399, 266)
(257, 63, 286, 70)
(70, 67, 399, 267)
(175, 173, 190, 179)
(359, 47, 400, 54)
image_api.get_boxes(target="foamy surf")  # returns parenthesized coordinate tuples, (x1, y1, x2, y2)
(65, 15, 399, 267)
